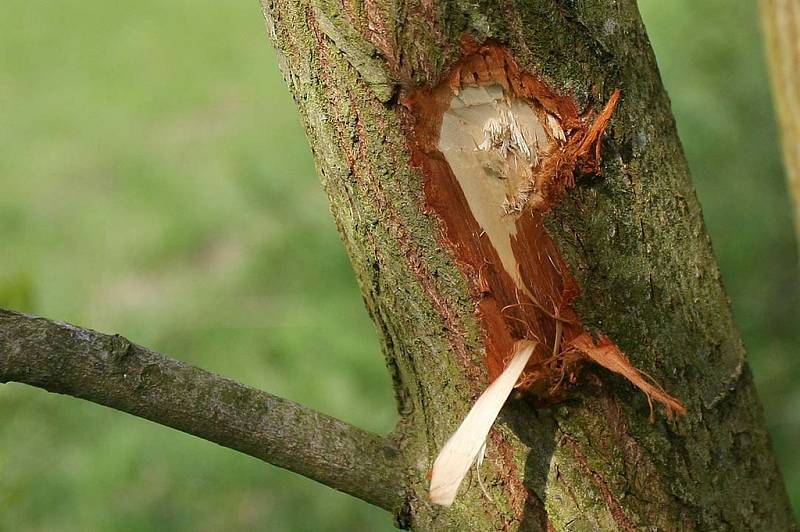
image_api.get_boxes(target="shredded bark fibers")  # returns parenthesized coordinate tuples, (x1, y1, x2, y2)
(402, 41, 684, 416)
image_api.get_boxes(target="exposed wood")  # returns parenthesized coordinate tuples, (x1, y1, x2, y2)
(0, 1, 794, 530)
(761, 0, 800, 243)
(405, 42, 682, 416)
(430, 340, 536, 507)
(261, 0, 795, 529)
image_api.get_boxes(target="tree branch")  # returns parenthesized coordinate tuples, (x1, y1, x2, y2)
(761, 0, 800, 245)
(0, 308, 404, 512)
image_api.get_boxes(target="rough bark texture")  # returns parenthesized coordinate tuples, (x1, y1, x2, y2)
(0, 309, 403, 511)
(761, 0, 800, 244)
(260, 0, 795, 530)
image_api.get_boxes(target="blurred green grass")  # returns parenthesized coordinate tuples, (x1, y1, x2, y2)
(0, 1, 395, 530)
(0, 0, 797, 530)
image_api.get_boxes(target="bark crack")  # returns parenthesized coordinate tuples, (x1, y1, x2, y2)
(561, 432, 637, 532)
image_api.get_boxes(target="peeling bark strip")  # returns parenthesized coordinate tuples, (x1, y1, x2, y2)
(429, 340, 537, 506)
(402, 42, 684, 416)
(262, 0, 795, 527)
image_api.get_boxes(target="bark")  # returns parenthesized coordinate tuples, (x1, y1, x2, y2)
(0, 309, 403, 511)
(259, 0, 795, 530)
(1, 1, 795, 530)
(761, 0, 800, 244)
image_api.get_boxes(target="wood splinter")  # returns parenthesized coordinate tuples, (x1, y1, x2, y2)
(407, 42, 686, 506)
(429, 340, 536, 507)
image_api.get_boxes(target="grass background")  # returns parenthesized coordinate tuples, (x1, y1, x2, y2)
(0, 0, 797, 530)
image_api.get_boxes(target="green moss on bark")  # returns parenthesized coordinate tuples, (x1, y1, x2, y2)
(260, 0, 795, 529)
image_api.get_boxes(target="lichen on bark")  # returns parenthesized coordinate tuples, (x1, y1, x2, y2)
(260, 0, 795, 529)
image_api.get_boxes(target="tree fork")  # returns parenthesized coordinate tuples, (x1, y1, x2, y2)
(261, 0, 795, 529)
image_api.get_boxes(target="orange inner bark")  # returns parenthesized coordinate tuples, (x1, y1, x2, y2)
(401, 41, 684, 416)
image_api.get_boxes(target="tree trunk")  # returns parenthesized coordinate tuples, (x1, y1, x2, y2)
(260, 0, 795, 530)
(761, 0, 800, 246)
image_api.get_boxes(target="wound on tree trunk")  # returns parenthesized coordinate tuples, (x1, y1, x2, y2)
(260, 0, 796, 527)
(402, 41, 684, 417)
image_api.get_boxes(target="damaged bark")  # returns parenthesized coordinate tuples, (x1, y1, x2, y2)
(261, 0, 794, 529)
(1, 1, 795, 530)
(404, 42, 682, 416)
